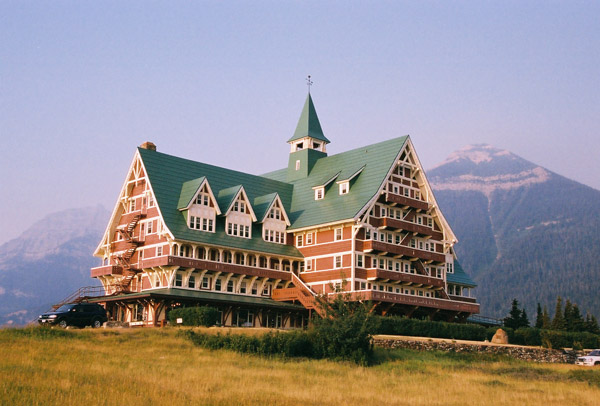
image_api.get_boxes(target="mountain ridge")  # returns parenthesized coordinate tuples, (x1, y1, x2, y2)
(429, 144, 600, 319)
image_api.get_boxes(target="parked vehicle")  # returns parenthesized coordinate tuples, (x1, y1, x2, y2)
(38, 303, 107, 328)
(575, 350, 600, 366)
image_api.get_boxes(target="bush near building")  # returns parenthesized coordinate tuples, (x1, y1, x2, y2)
(168, 306, 220, 327)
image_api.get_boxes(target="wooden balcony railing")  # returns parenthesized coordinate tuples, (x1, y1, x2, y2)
(359, 240, 446, 263)
(369, 217, 443, 240)
(140, 256, 292, 281)
(384, 192, 429, 211)
(90, 265, 123, 278)
(359, 268, 445, 288)
(348, 290, 480, 314)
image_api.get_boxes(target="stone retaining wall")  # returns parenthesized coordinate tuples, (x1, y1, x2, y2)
(373, 336, 579, 363)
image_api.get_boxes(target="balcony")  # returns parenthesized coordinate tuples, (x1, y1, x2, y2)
(141, 256, 292, 281)
(448, 295, 478, 304)
(384, 192, 429, 211)
(369, 217, 443, 240)
(90, 265, 123, 278)
(359, 268, 445, 288)
(359, 240, 446, 263)
(348, 290, 480, 314)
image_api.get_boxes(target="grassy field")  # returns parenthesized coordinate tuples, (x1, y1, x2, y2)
(0, 327, 599, 406)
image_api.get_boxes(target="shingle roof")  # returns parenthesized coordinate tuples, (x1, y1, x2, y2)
(177, 177, 206, 210)
(287, 94, 330, 144)
(139, 147, 301, 258)
(264, 136, 409, 230)
(447, 260, 477, 287)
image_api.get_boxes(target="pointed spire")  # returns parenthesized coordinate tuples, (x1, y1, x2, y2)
(287, 93, 330, 144)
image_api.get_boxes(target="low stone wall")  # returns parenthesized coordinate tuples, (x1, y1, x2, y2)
(373, 336, 579, 363)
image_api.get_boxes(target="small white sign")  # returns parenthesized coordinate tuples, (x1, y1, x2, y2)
(176, 318, 183, 324)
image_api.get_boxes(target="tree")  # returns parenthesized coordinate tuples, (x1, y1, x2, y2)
(584, 314, 600, 335)
(570, 304, 585, 332)
(535, 303, 543, 329)
(564, 299, 574, 331)
(541, 306, 551, 330)
(519, 308, 530, 328)
(503, 299, 528, 329)
(551, 296, 566, 331)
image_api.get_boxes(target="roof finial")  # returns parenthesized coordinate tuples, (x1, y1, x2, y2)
(306, 75, 313, 94)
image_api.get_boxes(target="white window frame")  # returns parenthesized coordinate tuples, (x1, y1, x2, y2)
(334, 255, 342, 269)
(315, 187, 324, 200)
(339, 182, 349, 195)
(334, 227, 343, 241)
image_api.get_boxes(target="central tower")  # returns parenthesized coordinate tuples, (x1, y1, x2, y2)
(286, 93, 330, 181)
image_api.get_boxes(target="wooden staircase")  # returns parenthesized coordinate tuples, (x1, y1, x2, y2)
(51, 286, 107, 310)
(272, 273, 327, 318)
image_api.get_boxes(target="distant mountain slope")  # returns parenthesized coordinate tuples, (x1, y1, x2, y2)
(0, 206, 109, 326)
(429, 145, 600, 319)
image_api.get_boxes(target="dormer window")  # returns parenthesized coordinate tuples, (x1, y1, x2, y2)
(315, 187, 324, 200)
(268, 207, 281, 220)
(196, 192, 210, 206)
(339, 182, 349, 195)
(233, 200, 246, 213)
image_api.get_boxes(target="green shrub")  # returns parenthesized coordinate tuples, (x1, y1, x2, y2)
(540, 330, 600, 349)
(168, 306, 219, 327)
(373, 316, 487, 341)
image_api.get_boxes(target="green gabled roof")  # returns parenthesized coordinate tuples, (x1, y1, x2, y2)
(216, 185, 243, 213)
(338, 164, 366, 182)
(287, 94, 330, 144)
(177, 177, 206, 209)
(447, 260, 477, 287)
(138, 147, 301, 258)
(264, 136, 409, 230)
(253, 192, 278, 222)
(313, 171, 340, 188)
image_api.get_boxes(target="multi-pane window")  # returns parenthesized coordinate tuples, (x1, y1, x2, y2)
(356, 254, 364, 268)
(268, 207, 281, 220)
(195, 192, 210, 206)
(240, 282, 247, 294)
(306, 233, 313, 245)
(446, 263, 454, 273)
(227, 222, 250, 238)
(129, 199, 136, 212)
(334, 255, 342, 268)
(188, 275, 195, 289)
(157, 246, 162, 257)
(339, 182, 349, 195)
(296, 235, 303, 246)
(334, 227, 343, 241)
(215, 279, 222, 291)
(264, 229, 285, 244)
(147, 221, 153, 234)
(189, 216, 214, 232)
(232, 200, 246, 213)
(201, 277, 211, 289)
(315, 188, 324, 200)
(175, 273, 182, 287)
(305, 259, 312, 271)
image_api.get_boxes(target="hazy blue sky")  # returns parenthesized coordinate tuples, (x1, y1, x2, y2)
(1, 1, 599, 245)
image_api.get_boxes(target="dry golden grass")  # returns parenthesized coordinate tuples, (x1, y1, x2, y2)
(0, 327, 598, 406)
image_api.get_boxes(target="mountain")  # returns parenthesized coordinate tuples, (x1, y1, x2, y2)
(429, 145, 600, 320)
(0, 206, 109, 326)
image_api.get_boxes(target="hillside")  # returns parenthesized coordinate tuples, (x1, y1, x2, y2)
(0, 206, 108, 325)
(429, 145, 600, 319)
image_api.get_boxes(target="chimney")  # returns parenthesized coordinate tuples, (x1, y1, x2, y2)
(140, 142, 156, 151)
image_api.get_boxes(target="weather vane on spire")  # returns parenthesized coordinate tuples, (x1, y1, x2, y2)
(306, 75, 313, 94)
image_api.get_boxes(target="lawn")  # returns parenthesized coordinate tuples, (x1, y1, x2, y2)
(0, 327, 598, 406)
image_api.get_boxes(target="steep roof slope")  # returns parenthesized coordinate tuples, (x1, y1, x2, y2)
(263, 136, 409, 230)
(138, 147, 301, 257)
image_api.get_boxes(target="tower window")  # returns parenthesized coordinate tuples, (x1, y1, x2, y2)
(295, 160, 301, 171)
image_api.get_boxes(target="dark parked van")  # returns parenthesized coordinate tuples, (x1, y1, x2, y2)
(38, 303, 107, 328)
